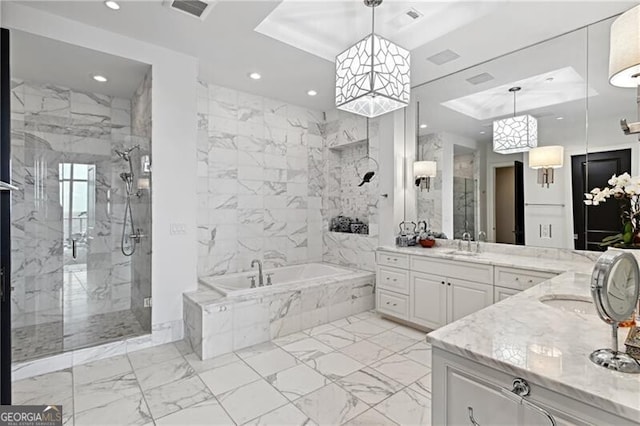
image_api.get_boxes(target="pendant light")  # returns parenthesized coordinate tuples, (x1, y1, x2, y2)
(335, 0, 411, 118)
(493, 87, 537, 154)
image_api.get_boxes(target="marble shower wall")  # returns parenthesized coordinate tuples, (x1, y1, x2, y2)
(10, 79, 150, 330)
(453, 153, 477, 239)
(322, 111, 380, 272)
(130, 69, 152, 332)
(196, 82, 325, 277)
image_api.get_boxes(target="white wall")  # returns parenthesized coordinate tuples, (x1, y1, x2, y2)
(2, 4, 199, 328)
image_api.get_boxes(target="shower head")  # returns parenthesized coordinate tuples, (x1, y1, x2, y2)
(115, 145, 140, 162)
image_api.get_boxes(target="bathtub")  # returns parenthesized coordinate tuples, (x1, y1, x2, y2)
(201, 262, 354, 297)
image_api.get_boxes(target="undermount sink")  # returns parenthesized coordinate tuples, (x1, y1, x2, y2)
(539, 295, 597, 316)
(443, 249, 478, 256)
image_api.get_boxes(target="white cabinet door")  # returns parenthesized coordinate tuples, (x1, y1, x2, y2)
(447, 278, 493, 323)
(446, 367, 520, 425)
(494, 286, 520, 303)
(409, 271, 447, 329)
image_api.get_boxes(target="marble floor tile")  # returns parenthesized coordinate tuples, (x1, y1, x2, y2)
(368, 329, 418, 353)
(329, 316, 362, 328)
(342, 321, 388, 339)
(154, 398, 234, 425)
(305, 352, 364, 380)
(337, 368, 404, 405)
(243, 403, 316, 426)
(184, 352, 241, 374)
(340, 340, 394, 366)
(128, 343, 182, 370)
(135, 357, 196, 391)
(199, 360, 260, 396)
(272, 331, 308, 347)
(217, 379, 288, 425)
(235, 341, 279, 360)
(74, 393, 153, 426)
(74, 371, 140, 412)
(13, 369, 74, 422)
(361, 316, 400, 331)
(313, 328, 360, 349)
(392, 324, 428, 340)
(352, 311, 378, 321)
(304, 323, 336, 336)
(281, 337, 334, 362)
(413, 370, 432, 397)
(265, 363, 330, 401)
(294, 383, 368, 425)
(143, 375, 214, 419)
(370, 354, 429, 386)
(174, 339, 195, 356)
(73, 354, 132, 386)
(374, 384, 431, 426)
(343, 409, 399, 426)
(399, 342, 432, 367)
(243, 347, 298, 377)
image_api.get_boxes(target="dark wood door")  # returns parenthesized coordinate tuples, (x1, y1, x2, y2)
(572, 149, 632, 251)
(514, 161, 525, 245)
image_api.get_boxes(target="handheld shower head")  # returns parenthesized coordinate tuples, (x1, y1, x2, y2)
(115, 145, 140, 162)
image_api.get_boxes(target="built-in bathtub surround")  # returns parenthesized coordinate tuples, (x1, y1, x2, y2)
(196, 81, 325, 277)
(183, 264, 374, 360)
(10, 77, 152, 361)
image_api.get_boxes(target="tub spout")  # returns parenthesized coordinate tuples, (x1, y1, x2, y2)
(251, 259, 264, 287)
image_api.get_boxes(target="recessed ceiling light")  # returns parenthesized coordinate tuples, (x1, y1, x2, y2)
(556, 116, 564, 120)
(104, 1, 120, 10)
(248, 72, 261, 80)
(419, 124, 428, 129)
(307, 90, 317, 96)
(92, 75, 108, 83)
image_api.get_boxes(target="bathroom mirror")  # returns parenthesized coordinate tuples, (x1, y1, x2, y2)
(405, 16, 637, 251)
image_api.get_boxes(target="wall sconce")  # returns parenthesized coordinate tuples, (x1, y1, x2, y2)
(414, 161, 437, 191)
(529, 145, 563, 188)
(609, 5, 640, 137)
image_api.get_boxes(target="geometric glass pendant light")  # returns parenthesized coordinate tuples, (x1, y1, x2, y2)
(493, 87, 538, 154)
(335, 0, 411, 118)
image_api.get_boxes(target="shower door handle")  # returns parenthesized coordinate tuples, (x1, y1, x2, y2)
(0, 181, 18, 191)
(72, 239, 77, 260)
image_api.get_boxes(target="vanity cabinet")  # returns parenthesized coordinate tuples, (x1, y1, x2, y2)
(376, 250, 558, 329)
(433, 348, 635, 426)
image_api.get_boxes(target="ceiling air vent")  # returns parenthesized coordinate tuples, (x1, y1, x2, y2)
(466, 73, 494, 85)
(166, 0, 214, 20)
(427, 49, 460, 66)
(388, 8, 423, 28)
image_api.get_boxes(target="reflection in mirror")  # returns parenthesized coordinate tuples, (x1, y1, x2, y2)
(406, 16, 637, 251)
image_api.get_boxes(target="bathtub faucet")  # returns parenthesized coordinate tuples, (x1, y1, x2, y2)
(251, 259, 264, 287)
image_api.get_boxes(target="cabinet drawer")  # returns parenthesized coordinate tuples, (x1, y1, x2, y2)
(495, 266, 556, 291)
(377, 266, 409, 294)
(377, 251, 409, 269)
(377, 290, 409, 318)
(411, 256, 493, 284)
(494, 286, 520, 303)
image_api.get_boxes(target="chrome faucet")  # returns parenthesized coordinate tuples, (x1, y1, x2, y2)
(251, 259, 264, 287)
(461, 231, 472, 252)
(476, 231, 487, 253)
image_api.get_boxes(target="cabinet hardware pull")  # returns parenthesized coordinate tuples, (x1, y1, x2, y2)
(468, 407, 480, 426)
(500, 378, 557, 426)
(392, 303, 397, 306)
(447, 282, 451, 286)
(392, 278, 397, 282)
(441, 281, 445, 285)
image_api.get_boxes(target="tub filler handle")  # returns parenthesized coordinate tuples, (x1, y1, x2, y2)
(248, 275, 257, 288)
(265, 273, 274, 286)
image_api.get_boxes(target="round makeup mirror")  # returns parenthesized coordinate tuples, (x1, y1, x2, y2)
(590, 251, 640, 373)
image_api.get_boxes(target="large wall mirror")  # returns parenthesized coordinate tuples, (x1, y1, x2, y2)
(405, 16, 637, 251)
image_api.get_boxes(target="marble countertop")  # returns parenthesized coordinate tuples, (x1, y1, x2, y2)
(377, 245, 596, 274)
(427, 272, 640, 421)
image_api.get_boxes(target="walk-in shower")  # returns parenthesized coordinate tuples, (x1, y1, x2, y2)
(9, 29, 153, 362)
(115, 145, 144, 257)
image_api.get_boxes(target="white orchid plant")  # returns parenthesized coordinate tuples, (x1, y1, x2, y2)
(584, 172, 640, 247)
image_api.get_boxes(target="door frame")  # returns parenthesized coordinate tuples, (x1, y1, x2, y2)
(487, 161, 515, 243)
